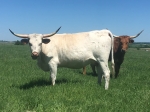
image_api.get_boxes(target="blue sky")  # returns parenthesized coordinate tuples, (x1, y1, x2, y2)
(0, 0, 150, 42)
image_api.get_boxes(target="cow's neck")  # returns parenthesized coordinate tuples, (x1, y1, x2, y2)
(116, 47, 126, 58)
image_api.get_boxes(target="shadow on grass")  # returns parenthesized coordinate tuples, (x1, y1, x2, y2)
(18, 78, 82, 90)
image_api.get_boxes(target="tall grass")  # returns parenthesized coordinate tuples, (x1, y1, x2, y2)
(0, 44, 150, 112)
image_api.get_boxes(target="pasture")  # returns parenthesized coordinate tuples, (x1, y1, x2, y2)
(0, 43, 150, 112)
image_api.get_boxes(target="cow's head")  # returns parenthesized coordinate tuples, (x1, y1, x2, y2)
(113, 30, 143, 52)
(9, 27, 61, 60)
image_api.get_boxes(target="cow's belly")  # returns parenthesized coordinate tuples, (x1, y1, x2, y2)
(58, 57, 96, 69)
(37, 58, 96, 71)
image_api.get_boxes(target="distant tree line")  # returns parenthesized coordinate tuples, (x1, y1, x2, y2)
(129, 43, 150, 48)
(14, 40, 22, 45)
(14, 39, 28, 45)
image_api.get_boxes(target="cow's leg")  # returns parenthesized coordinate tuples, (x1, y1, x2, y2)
(49, 62, 57, 86)
(90, 64, 97, 76)
(96, 65, 103, 85)
(82, 67, 86, 75)
(98, 61, 110, 90)
(115, 63, 121, 78)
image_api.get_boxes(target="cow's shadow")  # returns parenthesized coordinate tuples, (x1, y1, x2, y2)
(19, 78, 81, 90)
(17, 72, 113, 90)
(19, 79, 65, 90)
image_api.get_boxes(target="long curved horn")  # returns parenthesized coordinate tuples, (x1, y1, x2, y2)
(9, 29, 29, 38)
(130, 30, 144, 38)
(43, 27, 61, 38)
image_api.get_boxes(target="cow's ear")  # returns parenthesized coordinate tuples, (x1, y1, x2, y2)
(129, 39, 134, 43)
(21, 39, 29, 44)
(42, 39, 50, 44)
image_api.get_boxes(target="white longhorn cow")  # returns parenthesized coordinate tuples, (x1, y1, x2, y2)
(9, 27, 114, 90)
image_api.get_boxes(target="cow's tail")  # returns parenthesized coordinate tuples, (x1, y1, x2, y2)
(109, 32, 115, 78)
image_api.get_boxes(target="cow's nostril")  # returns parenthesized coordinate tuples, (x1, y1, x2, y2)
(31, 52, 39, 60)
(32, 52, 38, 56)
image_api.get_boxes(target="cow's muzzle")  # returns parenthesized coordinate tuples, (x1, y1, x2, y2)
(31, 52, 39, 60)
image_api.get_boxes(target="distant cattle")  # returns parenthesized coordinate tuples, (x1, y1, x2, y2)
(9, 28, 114, 90)
(83, 30, 143, 78)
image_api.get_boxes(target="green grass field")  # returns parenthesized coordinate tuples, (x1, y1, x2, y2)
(0, 44, 150, 112)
